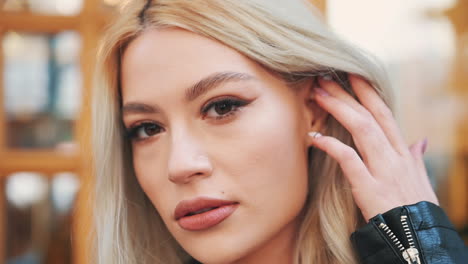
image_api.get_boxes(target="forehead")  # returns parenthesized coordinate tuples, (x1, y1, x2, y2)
(121, 27, 261, 90)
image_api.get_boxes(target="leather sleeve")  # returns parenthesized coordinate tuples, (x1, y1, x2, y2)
(350, 201, 468, 264)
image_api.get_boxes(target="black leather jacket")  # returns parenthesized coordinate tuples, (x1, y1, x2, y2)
(352, 201, 468, 264)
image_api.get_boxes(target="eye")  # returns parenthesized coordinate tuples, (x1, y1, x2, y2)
(202, 97, 249, 120)
(127, 122, 164, 141)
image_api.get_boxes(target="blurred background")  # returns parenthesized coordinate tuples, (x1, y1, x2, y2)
(0, 0, 466, 263)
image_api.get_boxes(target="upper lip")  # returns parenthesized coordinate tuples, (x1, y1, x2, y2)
(174, 196, 237, 220)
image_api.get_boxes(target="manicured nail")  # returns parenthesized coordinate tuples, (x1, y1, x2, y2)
(421, 137, 428, 154)
(314, 87, 330, 97)
(308, 131, 322, 138)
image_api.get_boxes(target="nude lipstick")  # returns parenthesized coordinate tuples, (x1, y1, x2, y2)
(174, 197, 238, 231)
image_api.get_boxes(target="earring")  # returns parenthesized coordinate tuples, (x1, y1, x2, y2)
(322, 74, 333, 81)
(308, 131, 322, 138)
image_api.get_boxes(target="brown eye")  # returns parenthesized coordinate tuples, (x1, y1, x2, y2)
(202, 98, 249, 120)
(214, 102, 233, 115)
(127, 122, 163, 140)
(142, 123, 161, 136)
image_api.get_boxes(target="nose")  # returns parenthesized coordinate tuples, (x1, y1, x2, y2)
(168, 131, 213, 184)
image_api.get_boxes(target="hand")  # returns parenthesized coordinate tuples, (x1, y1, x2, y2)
(308, 74, 439, 221)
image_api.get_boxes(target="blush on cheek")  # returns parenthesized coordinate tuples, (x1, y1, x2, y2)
(230, 99, 305, 184)
(132, 138, 169, 181)
(132, 153, 170, 209)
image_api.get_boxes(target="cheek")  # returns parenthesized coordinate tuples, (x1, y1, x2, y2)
(131, 144, 173, 215)
(213, 96, 309, 212)
(249, 108, 307, 196)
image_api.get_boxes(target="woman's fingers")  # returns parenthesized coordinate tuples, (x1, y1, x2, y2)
(317, 77, 367, 116)
(348, 75, 410, 156)
(308, 132, 374, 187)
(313, 83, 395, 166)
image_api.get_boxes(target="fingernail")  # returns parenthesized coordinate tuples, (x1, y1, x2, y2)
(308, 131, 322, 138)
(421, 137, 428, 154)
(322, 74, 333, 81)
(314, 87, 330, 97)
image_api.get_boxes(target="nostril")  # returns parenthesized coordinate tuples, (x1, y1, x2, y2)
(168, 157, 213, 184)
(167, 139, 213, 183)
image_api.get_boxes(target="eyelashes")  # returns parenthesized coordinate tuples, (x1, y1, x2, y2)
(126, 122, 163, 141)
(201, 97, 249, 120)
(126, 96, 250, 142)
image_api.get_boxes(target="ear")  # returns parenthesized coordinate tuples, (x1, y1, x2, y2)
(297, 78, 328, 134)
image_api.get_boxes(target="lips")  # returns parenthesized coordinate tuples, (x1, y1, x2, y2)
(174, 197, 238, 231)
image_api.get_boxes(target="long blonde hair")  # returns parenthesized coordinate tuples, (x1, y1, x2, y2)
(92, 0, 393, 263)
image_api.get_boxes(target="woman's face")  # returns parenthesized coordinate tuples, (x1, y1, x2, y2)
(121, 28, 323, 263)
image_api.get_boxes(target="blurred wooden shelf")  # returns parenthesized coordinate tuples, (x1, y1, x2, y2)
(0, 12, 80, 32)
(0, 150, 81, 174)
(0, 10, 113, 33)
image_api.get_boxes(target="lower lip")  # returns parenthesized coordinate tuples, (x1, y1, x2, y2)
(177, 204, 239, 231)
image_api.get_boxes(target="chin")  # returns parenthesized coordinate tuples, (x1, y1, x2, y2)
(188, 246, 252, 264)
(191, 255, 240, 264)
(178, 236, 254, 264)
(175, 226, 263, 264)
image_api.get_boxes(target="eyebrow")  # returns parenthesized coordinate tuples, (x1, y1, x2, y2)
(122, 71, 255, 116)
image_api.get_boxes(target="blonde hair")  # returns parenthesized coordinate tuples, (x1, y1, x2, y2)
(92, 0, 393, 263)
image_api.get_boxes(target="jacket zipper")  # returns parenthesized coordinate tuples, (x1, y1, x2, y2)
(378, 214, 421, 264)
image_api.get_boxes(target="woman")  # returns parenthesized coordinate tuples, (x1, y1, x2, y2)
(92, 0, 468, 263)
